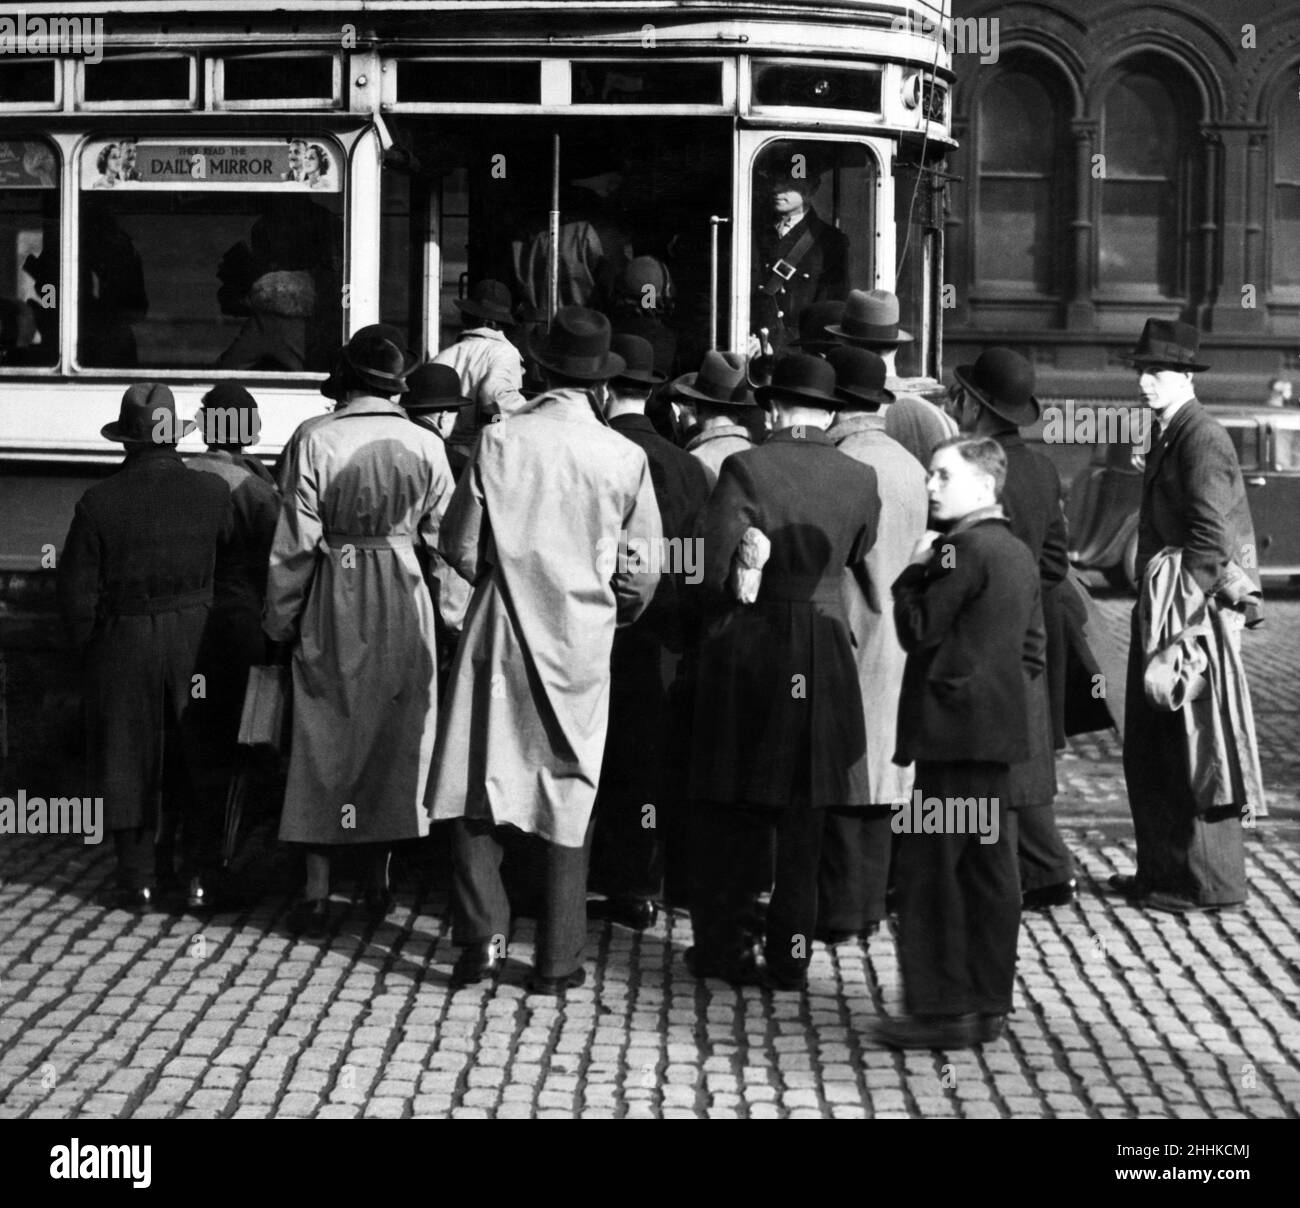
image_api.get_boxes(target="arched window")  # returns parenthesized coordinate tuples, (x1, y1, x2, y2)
(974, 61, 1069, 293)
(1098, 59, 1199, 296)
(1274, 91, 1300, 288)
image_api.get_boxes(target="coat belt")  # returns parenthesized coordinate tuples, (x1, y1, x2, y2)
(324, 534, 416, 550)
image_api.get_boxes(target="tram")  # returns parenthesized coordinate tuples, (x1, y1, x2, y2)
(0, 1, 955, 571)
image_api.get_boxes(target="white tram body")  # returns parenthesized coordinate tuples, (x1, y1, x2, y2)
(0, 1, 954, 570)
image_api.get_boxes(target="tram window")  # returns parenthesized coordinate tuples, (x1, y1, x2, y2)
(0, 59, 58, 106)
(752, 63, 882, 113)
(0, 140, 59, 369)
(222, 54, 337, 103)
(76, 137, 343, 371)
(83, 55, 193, 104)
(750, 140, 874, 352)
(571, 62, 722, 105)
(396, 61, 542, 105)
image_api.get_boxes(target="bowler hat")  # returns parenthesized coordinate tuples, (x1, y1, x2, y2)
(1126, 318, 1210, 373)
(756, 353, 841, 409)
(529, 306, 625, 382)
(826, 347, 894, 409)
(953, 347, 1040, 428)
(615, 257, 673, 311)
(403, 364, 472, 414)
(792, 301, 846, 353)
(102, 383, 195, 444)
(198, 381, 260, 446)
(672, 351, 753, 408)
(610, 335, 665, 386)
(321, 323, 416, 401)
(454, 279, 516, 327)
(826, 289, 914, 347)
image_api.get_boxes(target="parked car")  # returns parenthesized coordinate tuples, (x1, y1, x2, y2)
(1066, 404, 1300, 590)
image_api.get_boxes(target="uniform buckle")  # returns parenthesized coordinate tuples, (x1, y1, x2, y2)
(771, 258, 797, 281)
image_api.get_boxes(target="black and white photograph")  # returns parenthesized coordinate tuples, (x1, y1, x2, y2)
(0, 0, 1296, 1166)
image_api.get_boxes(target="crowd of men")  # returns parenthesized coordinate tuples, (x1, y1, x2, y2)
(57, 285, 1265, 1050)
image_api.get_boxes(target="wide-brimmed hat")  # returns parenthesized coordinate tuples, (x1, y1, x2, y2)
(529, 306, 625, 382)
(672, 350, 753, 408)
(756, 353, 841, 409)
(403, 364, 472, 414)
(338, 329, 410, 396)
(953, 347, 1040, 428)
(101, 383, 195, 444)
(826, 347, 894, 409)
(610, 334, 665, 387)
(1126, 318, 1210, 373)
(198, 381, 260, 446)
(792, 301, 846, 353)
(321, 323, 416, 400)
(455, 279, 516, 327)
(826, 289, 914, 347)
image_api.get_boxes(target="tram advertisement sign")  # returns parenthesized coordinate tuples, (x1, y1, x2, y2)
(80, 138, 342, 191)
(0, 141, 57, 188)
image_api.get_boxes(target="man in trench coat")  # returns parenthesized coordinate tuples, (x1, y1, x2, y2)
(264, 331, 454, 936)
(428, 308, 662, 995)
(58, 384, 234, 910)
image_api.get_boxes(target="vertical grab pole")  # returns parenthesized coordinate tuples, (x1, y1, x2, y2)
(548, 132, 561, 327)
(709, 215, 729, 351)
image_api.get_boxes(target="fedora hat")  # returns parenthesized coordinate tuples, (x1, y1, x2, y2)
(337, 330, 410, 396)
(454, 279, 516, 327)
(529, 306, 625, 382)
(672, 351, 753, 408)
(792, 301, 846, 353)
(756, 353, 841, 409)
(321, 323, 416, 400)
(403, 363, 472, 414)
(198, 381, 260, 446)
(826, 289, 914, 347)
(953, 347, 1040, 428)
(101, 383, 195, 444)
(1126, 318, 1210, 373)
(610, 334, 665, 387)
(826, 347, 894, 409)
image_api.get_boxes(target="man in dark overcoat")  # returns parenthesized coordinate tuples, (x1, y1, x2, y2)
(58, 384, 234, 910)
(1111, 320, 1261, 913)
(688, 353, 880, 990)
(591, 335, 712, 930)
(951, 347, 1075, 910)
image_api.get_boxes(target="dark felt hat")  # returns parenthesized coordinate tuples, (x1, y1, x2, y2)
(610, 334, 665, 386)
(321, 324, 416, 401)
(826, 346, 894, 409)
(455, 279, 516, 327)
(1126, 318, 1210, 373)
(101, 383, 195, 444)
(953, 347, 1040, 428)
(671, 350, 753, 408)
(529, 306, 625, 382)
(404, 363, 472, 414)
(826, 289, 914, 347)
(755, 353, 841, 409)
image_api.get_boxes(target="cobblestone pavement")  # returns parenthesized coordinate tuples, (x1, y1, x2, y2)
(0, 593, 1297, 1120)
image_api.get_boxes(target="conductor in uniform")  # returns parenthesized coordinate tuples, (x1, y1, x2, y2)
(752, 160, 849, 352)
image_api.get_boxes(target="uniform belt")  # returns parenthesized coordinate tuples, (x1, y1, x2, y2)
(325, 534, 415, 550)
(108, 587, 212, 615)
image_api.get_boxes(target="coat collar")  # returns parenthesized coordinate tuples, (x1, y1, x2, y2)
(609, 413, 658, 437)
(949, 504, 1008, 535)
(827, 412, 885, 443)
(521, 386, 604, 424)
(334, 395, 408, 418)
(121, 445, 184, 471)
(686, 422, 751, 451)
(768, 423, 833, 447)
(991, 429, 1025, 450)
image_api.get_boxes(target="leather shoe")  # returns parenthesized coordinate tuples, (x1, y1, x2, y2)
(763, 964, 807, 992)
(593, 896, 659, 930)
(363, 890, 395, 922)
(527, 966, 586, 995)
(977, 1013, 1007, 1044)
(684, 947, 763, 987)
(288, 898, 331, 938)
(1022, 878, 1076, 911)
(815, 923, 878, 945)
(1107, 873, 1146, 899)
(1144, 891, 1242, 915)
(112, 886, 156, 913)
(450, 942, 502, 988)
(869, 1013, 981, 1050)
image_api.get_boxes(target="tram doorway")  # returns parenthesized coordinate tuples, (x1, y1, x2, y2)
(381, 116, 733, 378)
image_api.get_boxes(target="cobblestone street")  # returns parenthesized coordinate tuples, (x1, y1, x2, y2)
(1, 592, 1297, 1120)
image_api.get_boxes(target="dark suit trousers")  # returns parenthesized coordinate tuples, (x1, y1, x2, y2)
(896, 762, 1020, 1017)
(691, 802, 823, 981)
(1122, 609, 1246, 905)
(817, 806, 891, 931)
(451, 817, 594, 979)
(1016, 804, 1074, 891)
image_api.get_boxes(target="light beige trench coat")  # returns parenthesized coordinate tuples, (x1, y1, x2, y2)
(828, 412, 929, 805)
(427, 388, 662, 847)
(264, 396, 455, 844)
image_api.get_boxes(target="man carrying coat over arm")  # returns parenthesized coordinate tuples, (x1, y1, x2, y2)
(427, 307, 662, 995)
